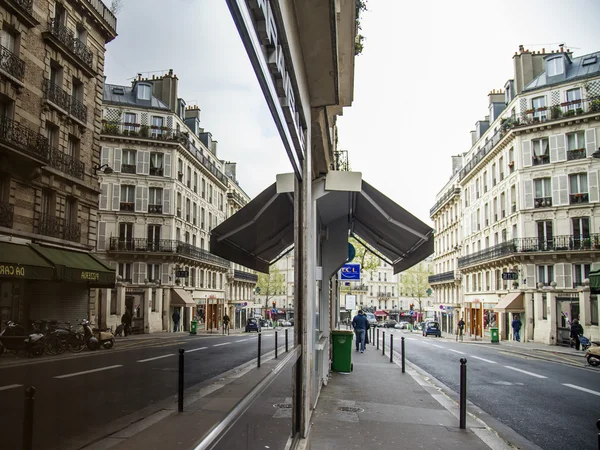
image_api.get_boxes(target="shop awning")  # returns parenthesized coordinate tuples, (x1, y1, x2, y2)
(211, 173, 433, 274)
(494, 292, 524, 312)
(0, 241, 55, 280)
(28, 244, 115, 286)
(590, 269, 600, 293)
(171, 288, 196, 307)
(374, 310, 387, 317)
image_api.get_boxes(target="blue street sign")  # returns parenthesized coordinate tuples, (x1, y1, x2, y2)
(340, 263, 361, 280)
(409, 310, 414, 316)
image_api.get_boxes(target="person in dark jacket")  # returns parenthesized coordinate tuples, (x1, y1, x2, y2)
(352, 310, 369, 353)
(172, 309, 181, 332)
(121, 309, 132, 336)
(511, 316, 522, 342)
(570, 319, 584, 350)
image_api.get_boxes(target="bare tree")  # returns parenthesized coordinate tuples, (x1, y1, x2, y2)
(110, 0, 124, 15)
(398, 261, 433, 318)
(256, 267, 285, 309)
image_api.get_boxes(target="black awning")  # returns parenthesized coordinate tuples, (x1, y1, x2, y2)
(0, 241, 55, 280)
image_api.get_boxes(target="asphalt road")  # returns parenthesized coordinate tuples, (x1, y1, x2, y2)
(0, 330, 289, 450)
(379, 328, 600, 450)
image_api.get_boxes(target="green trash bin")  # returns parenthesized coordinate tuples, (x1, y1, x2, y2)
(331, 330, 354, 373)
(190, 320, 198, 336)
(490, 327, 499, 343)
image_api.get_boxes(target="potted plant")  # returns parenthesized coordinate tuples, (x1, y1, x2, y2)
(576, 107, 584, 115)
(551, 105, 562, 119)
(140, 125, 149, 137)
(524, 108, 535, 115)
(564, 109, 576, 117)
(590, 99, 600, 112)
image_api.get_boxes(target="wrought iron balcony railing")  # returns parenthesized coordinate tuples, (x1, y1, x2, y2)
(43, 80, 70, 110)
(570, 193, 589, 204)
(47, 20, 93, 71)
(532, 154, 550, 166)
(48, 148, 85, 180)
(233, 269, 258, 283)
(120, 202, 134, 211)
(148, 204, 163, 214)
(121, 164, 136, 174)
(37, 213, 80, 242)
(0, 115, 50, 162)
(0, 44, 25, 80)
(567, 148, 586, 161)
(108, 237, 231, 268)
(428, 271, 457, 283)
(227, 191, 248, 207)
(430, 187, 460, 216)
(70, 96, 87, 123)
(0, 201, 14, 228)
(534, 197, 552, 208)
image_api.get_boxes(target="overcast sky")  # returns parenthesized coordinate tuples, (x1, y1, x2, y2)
(104, 0, 600, 224)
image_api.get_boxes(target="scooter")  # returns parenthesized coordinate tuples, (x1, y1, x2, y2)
(81, 319, 115, 350)
(0, 321, 45, 357)
(585, 341, 600, 367)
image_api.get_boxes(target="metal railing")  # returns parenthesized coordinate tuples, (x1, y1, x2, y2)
(0, 44, 25, 80)
(0, 115, 50, 162)
(570, 193, 589, 204)
(70, 96, 87, 123)
(428, 271, 456, 283)
(148, 204, 162, 214)
(430, 187, 460, 216)
(37, 213, 80, 242)
(534, 197, 552, 208)
(532, 154, 550, 166)
(108, 237, 231, 268)
(48, 20, 93, 71)
(227, 191, 248, 207)
(0, 201, 14, 228)
(233, 269, 258, 283)
(48, 148, 85, 180)
(10, 0, 34, 14)
(43, 80, 88, 123)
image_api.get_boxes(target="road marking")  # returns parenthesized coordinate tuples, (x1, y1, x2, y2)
(449, 349, 466, 355)
(236, 339, 249, 342)
(431, 344, 444, 349)
(0, 384, 22, 391)
(504, 366, 547, 378)
(470, 355, 497, 364)
(405, 337, 416, 341)
(55, 365, 122, 379)
(187, 347, 208, 353)
(213, 342, 231, 347)
(137, 354, 175, 363)
(563, 383, 600, 397)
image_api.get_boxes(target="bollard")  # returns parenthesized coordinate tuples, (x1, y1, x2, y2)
(382, 331, 385, 356)
(372, 327, 375, 347)
(401, 337, 405, 373)
(377, 328, 379, 350)
(257, 331, 262, 368)
(390, 334, 393, 363)
(178, 349, 184, 413)
(597, 419, 600, 450)
(285, 328, 289, 352)
(459, 358, 467, 429)
(275, 331, 278, 359)
(22, 386, 35, 450)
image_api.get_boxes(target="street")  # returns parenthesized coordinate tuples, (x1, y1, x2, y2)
(0, 330, 288, 450)
(379, 328, 600, 450)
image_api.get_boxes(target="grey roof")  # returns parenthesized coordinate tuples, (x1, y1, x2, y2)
(524, 51, 600, 91)
(103, 83, 170, 110)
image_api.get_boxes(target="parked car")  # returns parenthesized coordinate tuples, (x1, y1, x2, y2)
(423, 321, 441, 337)
(365, 313, 378, 327)
(394, 321, 409, 330)
(288, 318, 294, 326)
(383, 320, 397, 328)
(279, 320, 292, 327)
(245, 318, 261, 333)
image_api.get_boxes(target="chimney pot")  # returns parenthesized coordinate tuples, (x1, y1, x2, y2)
(138, 73, 142, 80)
(169, 69, 173, 76)
(542, 48, 545, 53)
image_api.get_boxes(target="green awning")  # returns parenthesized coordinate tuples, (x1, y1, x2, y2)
(0, 242, 55, 280)
(590, 269, 600, 292)
(29, 244, 116, 286)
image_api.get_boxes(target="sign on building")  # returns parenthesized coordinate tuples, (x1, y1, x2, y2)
(340, 263, 361, 280)
(502, 272, 518, 280)
(345, 294, 356, 310)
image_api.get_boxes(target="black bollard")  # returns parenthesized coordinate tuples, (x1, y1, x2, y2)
(401, 336, 405, 374)
(372, 327, 375, 347)
(382, 331, 385, 356)
(23, 386, 35, 450)
(597, 419, 600, 450)
(275, 331, 278, 359)
(258, 331, 262, 368)
(459, 358, 467, 429)
(377, 328, 379, 350)
(390, 334, 393, 363)
(285, 328, 289, 352)
(178, 349, 184, 413)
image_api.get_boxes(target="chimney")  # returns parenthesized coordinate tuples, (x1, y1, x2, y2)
(149, 69, 179, 112)
(512, 46, 546, 95)
(225, 162, 237, 181)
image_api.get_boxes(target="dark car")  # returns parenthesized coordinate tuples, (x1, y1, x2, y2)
(383, 320, 397, 328)
(245, 318, 260, 333)
(423, 321, 441, 337)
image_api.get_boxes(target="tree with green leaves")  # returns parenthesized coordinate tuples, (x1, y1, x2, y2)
(256, 267, 285, 309)
(398, 261, 433, 317)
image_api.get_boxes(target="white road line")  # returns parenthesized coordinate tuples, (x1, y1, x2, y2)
(563, 383, 600, 397)
(449, 349, 466, 355)
(470, 355, 497, 364)
(405, 337, 416, 341)
(504, 366, 547, 378)
(236, 339, 249, 342)
(213, 342, 231, 347)
(431, 344, 444, 349)
(0, 384, 22, 391)
(187, 347, 208, 353)
(54, 365, 122, 379)
(137, 354, 174, 363)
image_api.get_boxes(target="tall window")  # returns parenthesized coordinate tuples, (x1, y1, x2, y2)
(534, 178, 551, 207)
(118, 223, 133, 250)
(151, 116, 164, 137)
(536, 221, 553, 251)
(123, 112, 137, 132)
(1, 27, 18, 55)
(532, 138, 549, 165)
(150, 152, 163, 176)
(566, 88, 581, 110)
(176, 193, 182, 218)
(122, 149, 136, 174)
(567, 131, 585, 160)
(186, 167, 191, 189)
(569, 173, 588, 204)
(532, 96, 546, 120)
(118, 263, 132, 282)
(201, 207, 205, 229)
(67, 135, 80, 159)
(202, 179, 206, 198)
(120, 185, 135, 211)
(573, 264, 590, 288)
(46, 122, 59, 150)
(572, 217, 590, 249)
(137, 84, 151, 100)
(148, 188, 163, 213)
(194, 172, 198, 193)
(74, 25, 87, 44)
(537, 265, 554, 286)
(147, 225, 161, 248)
(147, 264, 161, 283)
(185, 198, 191, 222)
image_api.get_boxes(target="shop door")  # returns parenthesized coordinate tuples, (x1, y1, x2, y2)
(556, 296, 579, 346)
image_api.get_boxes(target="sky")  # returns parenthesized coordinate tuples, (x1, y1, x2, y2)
(104, 0, 600, 224)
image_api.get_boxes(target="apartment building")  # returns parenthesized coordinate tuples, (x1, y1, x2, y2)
(94, 70, 255, 333)
(255, 251, 295, 320)
(0, 0, 117, 329)
(430, 46, 600, 344)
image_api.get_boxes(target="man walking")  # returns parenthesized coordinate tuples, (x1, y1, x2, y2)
(457, 318, 465, 342)
(121, 309, 132, 337)
(511, 315, 522, 342)
(352, 309, 369, 353)
(223, 313, 230, 335)
(172, 309, 181, 332)
(570, 319, 584, 350)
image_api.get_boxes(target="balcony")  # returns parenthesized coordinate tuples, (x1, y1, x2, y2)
(0, 201, 14, 228)
(70, 96, 87, 123)
(121, 164, 136, 174)
(0, 115, 50, 163)
(37, 213, 81, 242)
(107, 237, 231, 268)
(0, 44, 25, 81)
(532, 154, 550, 166)
(428, 271, 456, 283)
(570, 193, 589, 205)
(120, 202, 134, 212)
(534, 197, 552, 208)
(43, 80, 88, 124)
(148, 204, 163, 214)
(567, 148, 586, 161)
(81, 0, 117, 36)
(227, 191, 248, 207)
(430, 187, 460, 216)
(233, 269, 258, 283)
(149, 166, 164, 176)
(43, 20, 94, 77)
(48, 148, 85, 180)
(0, 0, 40, 27)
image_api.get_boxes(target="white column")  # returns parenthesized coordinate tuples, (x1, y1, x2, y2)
(117, 285, 126, 316)
(548, 292, 558, 346)
(144, 286, 152, 333)
(580, 287, 591, 326)
(100, 288, 110, 327)
(156, 287, 164, 331)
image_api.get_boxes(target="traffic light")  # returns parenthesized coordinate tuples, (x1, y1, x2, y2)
(272, 301, 276, 308)
(409, 303, 414, 311)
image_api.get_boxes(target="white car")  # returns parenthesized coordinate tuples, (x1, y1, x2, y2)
(394, 321, 409, 329)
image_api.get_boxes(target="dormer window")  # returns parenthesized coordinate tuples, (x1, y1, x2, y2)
(547, 57, 564, 77)
(137, 84, 151, 100)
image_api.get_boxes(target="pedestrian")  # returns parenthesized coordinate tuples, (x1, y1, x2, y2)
(121, 309, 132, 336)
(223, 313, 230, 335)
(511, 315, 522, 342)
(457, 318, 465, 342)
(570, 319, 584, 350)
(172, 309, 181, 332)
(352, 309, 369, 353)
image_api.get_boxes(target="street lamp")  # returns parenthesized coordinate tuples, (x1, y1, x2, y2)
(592, 147, 600, 159)
(93, 163, 114, 175)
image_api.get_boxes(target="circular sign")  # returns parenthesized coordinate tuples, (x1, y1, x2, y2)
(348, 243, 356, 262)
(243, 302, 248, 306)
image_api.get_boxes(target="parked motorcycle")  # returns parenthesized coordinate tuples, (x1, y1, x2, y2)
(81, 319, 115, 350)
(586, 342, 600, 367)
(0, 321, 45, 357)
(42, 321, 86, 355)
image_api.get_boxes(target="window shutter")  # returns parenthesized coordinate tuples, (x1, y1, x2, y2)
(111, 183, 120, 211)
(589, 170, 599, 202)
(136, 151, 144, 174)
(97, 221, 106, 251)
(471, 211, 476, 233)
(135, 186, 144, 212)
(113, 148, 122, 172)
(523, 180, 534, 209)
(525, 264, 535, 288)
(99, 183, 109, 210)
(563, 263, 572, 289)
(163, 188, 171, 215)
(143, 151, 150, 175)
(549, 135, 558, 163)
(164, 153, 171, 178)
(138, 263, 147, 285)
(552, 175, 568, 206)
(100, 147, 111, 168)
(522, 140, 532, 167)
(132, 263, 140, 285)
(586, 128, 597, 157)
(161, 263, 170, 285)
(556, 134, 566, 161)
(141, 186, 149, 212)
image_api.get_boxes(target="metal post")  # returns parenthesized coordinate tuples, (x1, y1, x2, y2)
(257, 331, 262, 368)
(22, 386, 35, 450)
(285, 328, 289, 352)
(390, 334, 393, 363)
(597, 419, 600, 450)
(376, 328, 379, 350)
(372, 327, 375, 347)
(459, 358, 467, 429)
(178, 349, 184, 413)
(382, 331, 385, 356)
(401, 337, 405, 373)
(275, 331, 278, 359)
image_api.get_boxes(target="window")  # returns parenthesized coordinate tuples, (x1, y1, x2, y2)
(567, 132, 585, 160)
(122, 149, 136, 174)
(118, 222, 133, 248)
(492, 163, 497, 186)
(591, 295, 599, 325)
(192, 203, 197, 225)
(46, 122, 59, 150)
(118, 263, 132, 282)
(483, 171, 488, 192)
(147, 264, 161, 283)
(202, 179, 206, 198)
(123, 112, 137, 132)
(566, 88, 581, 110)
(532, 96, 546, 120)
(572, 217, 590, 249)
(41, 189, 56, 217)
(209, 185, 213, 203)
(499, 156, 504, 180)
(74, 25, 87, 44)
(176, 193, 182, 218)
(573, 264, 590, 288)
(532, 138, 549, 165)
(569, 173, 588, 204)
(72, 77, 83, 102)
(120, 185, 135, 211)
(201, 208, 205, 229)
(547, 57, 564, 77)
(185, 198, 191, 222)
(148, 188, 163, 213)
(151, 116, 164, 137)
(536, 221, 553, 250)
(50, 62, 63, 87)
(147, 225, 161, 250)
(193, 172, 198, 193)
(208, 212, 212, 231)
(534, 178, 552, 207)
(137, 84, 151, 100)
(150, 152, 163, 176)
(542, 294, 548, 320)
(537, 265, 554, 286)
(67, 135, 80, 159)
(1, 27, 18, 55)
